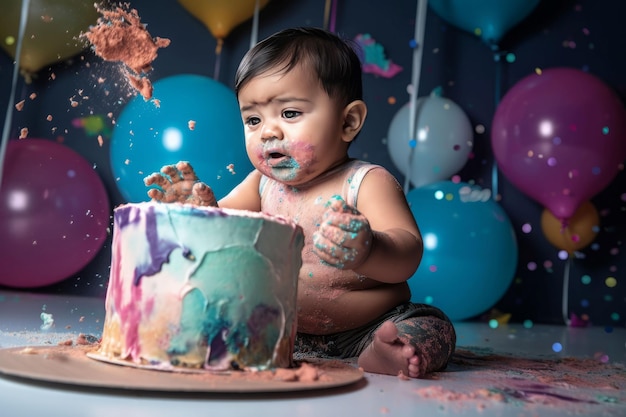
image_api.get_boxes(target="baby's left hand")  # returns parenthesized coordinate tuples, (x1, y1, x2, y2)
(313, 195, 372, 270)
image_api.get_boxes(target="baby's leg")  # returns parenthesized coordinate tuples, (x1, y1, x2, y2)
(357, 315, 455, 378)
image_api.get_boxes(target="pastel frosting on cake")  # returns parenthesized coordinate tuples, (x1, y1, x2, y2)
(99, 202, 304, 371)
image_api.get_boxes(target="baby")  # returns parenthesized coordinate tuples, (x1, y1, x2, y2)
(145, 27, 455, 378)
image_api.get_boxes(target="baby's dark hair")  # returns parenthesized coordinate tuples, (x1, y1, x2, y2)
(235, 27, 363, 107)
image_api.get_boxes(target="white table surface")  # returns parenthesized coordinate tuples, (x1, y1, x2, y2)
(1, 290, 624, 417)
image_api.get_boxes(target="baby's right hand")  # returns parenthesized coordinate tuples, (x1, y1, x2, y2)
(143, 161, 217, 207)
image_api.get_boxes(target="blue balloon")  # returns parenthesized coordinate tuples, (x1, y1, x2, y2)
(110, 74, 253, 202)
(428, 0, 541, 45)
(407, 181, 518, 321)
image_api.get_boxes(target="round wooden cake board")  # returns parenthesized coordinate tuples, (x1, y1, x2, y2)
(0, 345, 364, 393)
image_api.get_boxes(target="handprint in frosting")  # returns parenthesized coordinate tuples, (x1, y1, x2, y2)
(144, 161, 218, 206)
(312, 195, 372, 270)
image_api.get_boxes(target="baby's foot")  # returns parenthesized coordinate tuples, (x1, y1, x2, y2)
(357, 321, 423, 378)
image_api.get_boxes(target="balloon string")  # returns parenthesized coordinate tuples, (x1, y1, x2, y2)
(250, 0, 260, 48)
(329, 0, 337, 33)
(213, 39, 223, 81)
(562, 256, 572, 326)
(403, 0, 428, 195)
(323, 0, 338, 33)
(0, 0, 30, 190)
(491, 44, 502, 200)
(323, 0, 331, 30)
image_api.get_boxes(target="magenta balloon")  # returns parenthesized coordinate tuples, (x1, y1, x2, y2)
(0, 139, 111, 288)
(492, 68, 626, 220)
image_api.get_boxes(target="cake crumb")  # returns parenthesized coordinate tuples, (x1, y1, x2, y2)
(18, 347, 37, 355)
(274, 362, 319, 382)
(273, 367, 298, 381)
(296, 362, 320, 382)
(15, 100, 25, 111)
(19, 127, 29, 139)
(76, 333, 100, 345)
(397, 370, 410, 380)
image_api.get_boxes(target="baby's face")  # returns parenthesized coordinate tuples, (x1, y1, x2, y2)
(238, 63, 350, 186)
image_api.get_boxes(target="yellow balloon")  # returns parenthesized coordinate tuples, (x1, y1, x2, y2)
(541, 200, 600, 254)
(178, 0, 271, 40)
(0, 0, 99, 75)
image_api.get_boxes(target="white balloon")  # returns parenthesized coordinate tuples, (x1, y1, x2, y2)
(387, 95, 473, 188)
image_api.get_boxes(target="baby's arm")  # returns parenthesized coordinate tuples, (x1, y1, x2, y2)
(314, 168, 423, 283)
(217, 170, 263, 211)
(144, 161, 217, 206)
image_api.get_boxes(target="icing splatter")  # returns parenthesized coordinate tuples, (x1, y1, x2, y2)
(82, 4, 170, 99)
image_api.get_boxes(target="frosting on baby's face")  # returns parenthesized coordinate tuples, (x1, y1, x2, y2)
(238, 63, 351, 187)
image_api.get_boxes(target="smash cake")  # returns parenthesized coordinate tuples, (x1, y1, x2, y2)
(98, 202, 304, 371)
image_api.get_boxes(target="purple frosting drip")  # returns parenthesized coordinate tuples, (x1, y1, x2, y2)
(133, 206, 180, 285)
(114, 205, 140, 229)
(247, 304, 280, 337)
(116, 205, 180, 286)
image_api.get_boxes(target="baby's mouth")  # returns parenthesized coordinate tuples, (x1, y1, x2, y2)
(266, 151, 292, 167)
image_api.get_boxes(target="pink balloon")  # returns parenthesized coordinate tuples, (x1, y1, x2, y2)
(0, 139, 111, 288)
(491, 67, 626, 221)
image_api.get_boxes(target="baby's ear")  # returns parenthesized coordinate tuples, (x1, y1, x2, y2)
(341, 100, 367, 143)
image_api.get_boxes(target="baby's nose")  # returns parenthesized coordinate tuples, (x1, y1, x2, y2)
(261, 122, 283, 141)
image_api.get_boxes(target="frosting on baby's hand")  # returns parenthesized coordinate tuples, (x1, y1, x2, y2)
(144, 161, 217, 207)
(312, 195, 372, 270)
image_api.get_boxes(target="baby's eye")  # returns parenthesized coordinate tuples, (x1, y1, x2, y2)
(282, 110, 301, 119)
(245, 116, 261, 126)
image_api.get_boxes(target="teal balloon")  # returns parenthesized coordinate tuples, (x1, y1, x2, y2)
(428, 0, 541, 45)
(387, 93, 473, 188)
(110, 74, 252, 202)
(407, 181, 518, 321)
